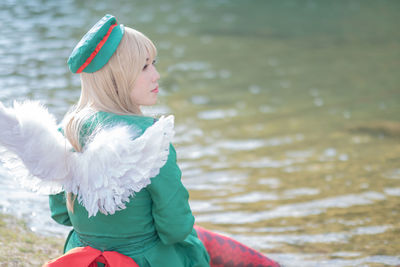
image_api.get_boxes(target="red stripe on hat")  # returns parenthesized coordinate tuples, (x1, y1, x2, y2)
(76, 23, 118, 73)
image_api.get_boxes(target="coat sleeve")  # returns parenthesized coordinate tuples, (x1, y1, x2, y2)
(48, 192, 72, 226)
(147, 144, 195, 245)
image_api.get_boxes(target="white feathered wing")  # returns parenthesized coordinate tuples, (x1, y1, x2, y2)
(0, 101, 174, 217)
(0, 101, 71, 193)
(67, 115, 174, 217)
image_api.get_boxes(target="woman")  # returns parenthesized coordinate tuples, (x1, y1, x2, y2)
(49, 14, 210, 267)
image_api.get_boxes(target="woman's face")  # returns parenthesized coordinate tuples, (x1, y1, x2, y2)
(130, 57, 160, 106)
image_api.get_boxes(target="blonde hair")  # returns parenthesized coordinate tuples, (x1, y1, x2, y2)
(63, 26, 157, 212)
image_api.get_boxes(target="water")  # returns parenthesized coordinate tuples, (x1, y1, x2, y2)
(0, 0, 399, 266)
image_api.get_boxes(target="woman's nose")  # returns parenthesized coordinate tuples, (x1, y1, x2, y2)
(153, 67, 160, 81)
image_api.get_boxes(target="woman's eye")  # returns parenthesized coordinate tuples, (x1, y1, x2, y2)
(143, 60, 156, 70)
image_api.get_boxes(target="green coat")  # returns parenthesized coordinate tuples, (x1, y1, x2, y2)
(49, 112, 210, 267)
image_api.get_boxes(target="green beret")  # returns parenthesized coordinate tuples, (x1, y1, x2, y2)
(67, 14, 125, 73)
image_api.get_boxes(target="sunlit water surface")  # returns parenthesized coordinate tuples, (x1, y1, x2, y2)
(0, 0, 399, 266)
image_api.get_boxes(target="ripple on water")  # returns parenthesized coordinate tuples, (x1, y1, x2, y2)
(173, 46, 186, 58)
(319, 148, 350, 162)
(167, 61, 210, 72)
(36, 77, 69, 91)
(227, 191, 279, 203)
(285, 149, 314, 159)
(331, 251, 362, 257)
(189, 200, 223, 213)
(384, 187, 400, 196)
(215, 135, 305, 152)
(234, 232, 351, 246)
(197, 109, 238, 120)
(240, 157, 298, 169)
(283, 188, 320, 198)
(259, 105, 276, 113)
(257, 177, 281, 188)
(190, 95, 210, 105)
(196, 191, 387, 224)
(137, 13, 154, 23)
(252, 226, 301, 233)
(266, 135, 303, 146)
(384, 168, 400, 179)
(230, 225, 391, 247)
(323, 147, 337, 157)
(141, 105, 171, 117)
(183, 170, 248, 193)
(181, 167, 203, 178)
(219, 69, 231, 79)
(216, 139, 266, 151)
(174, 125, 203, 143)
(351, 225, 392, 235)
(177, 144, 219, 159)
(272, 254, 400, 267)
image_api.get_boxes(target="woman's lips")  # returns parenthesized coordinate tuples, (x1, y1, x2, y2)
(151, 87, 159, 93)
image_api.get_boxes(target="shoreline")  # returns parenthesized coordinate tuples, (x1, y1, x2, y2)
(0, 212, 64, 266)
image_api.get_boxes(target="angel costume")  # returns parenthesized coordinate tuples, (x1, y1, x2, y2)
(0, 102, 210, 267)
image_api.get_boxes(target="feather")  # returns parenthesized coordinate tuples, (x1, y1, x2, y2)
(0, 101, 174, 217)
(0, 101, 70, 194)
(69, 115, 175, 217)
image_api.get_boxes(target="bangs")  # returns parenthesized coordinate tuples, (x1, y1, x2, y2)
(143, 37, 157, 61)
(130, 28, 157, 65)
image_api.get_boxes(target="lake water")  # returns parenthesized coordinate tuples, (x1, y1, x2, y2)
(0, 0, 399, 266)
